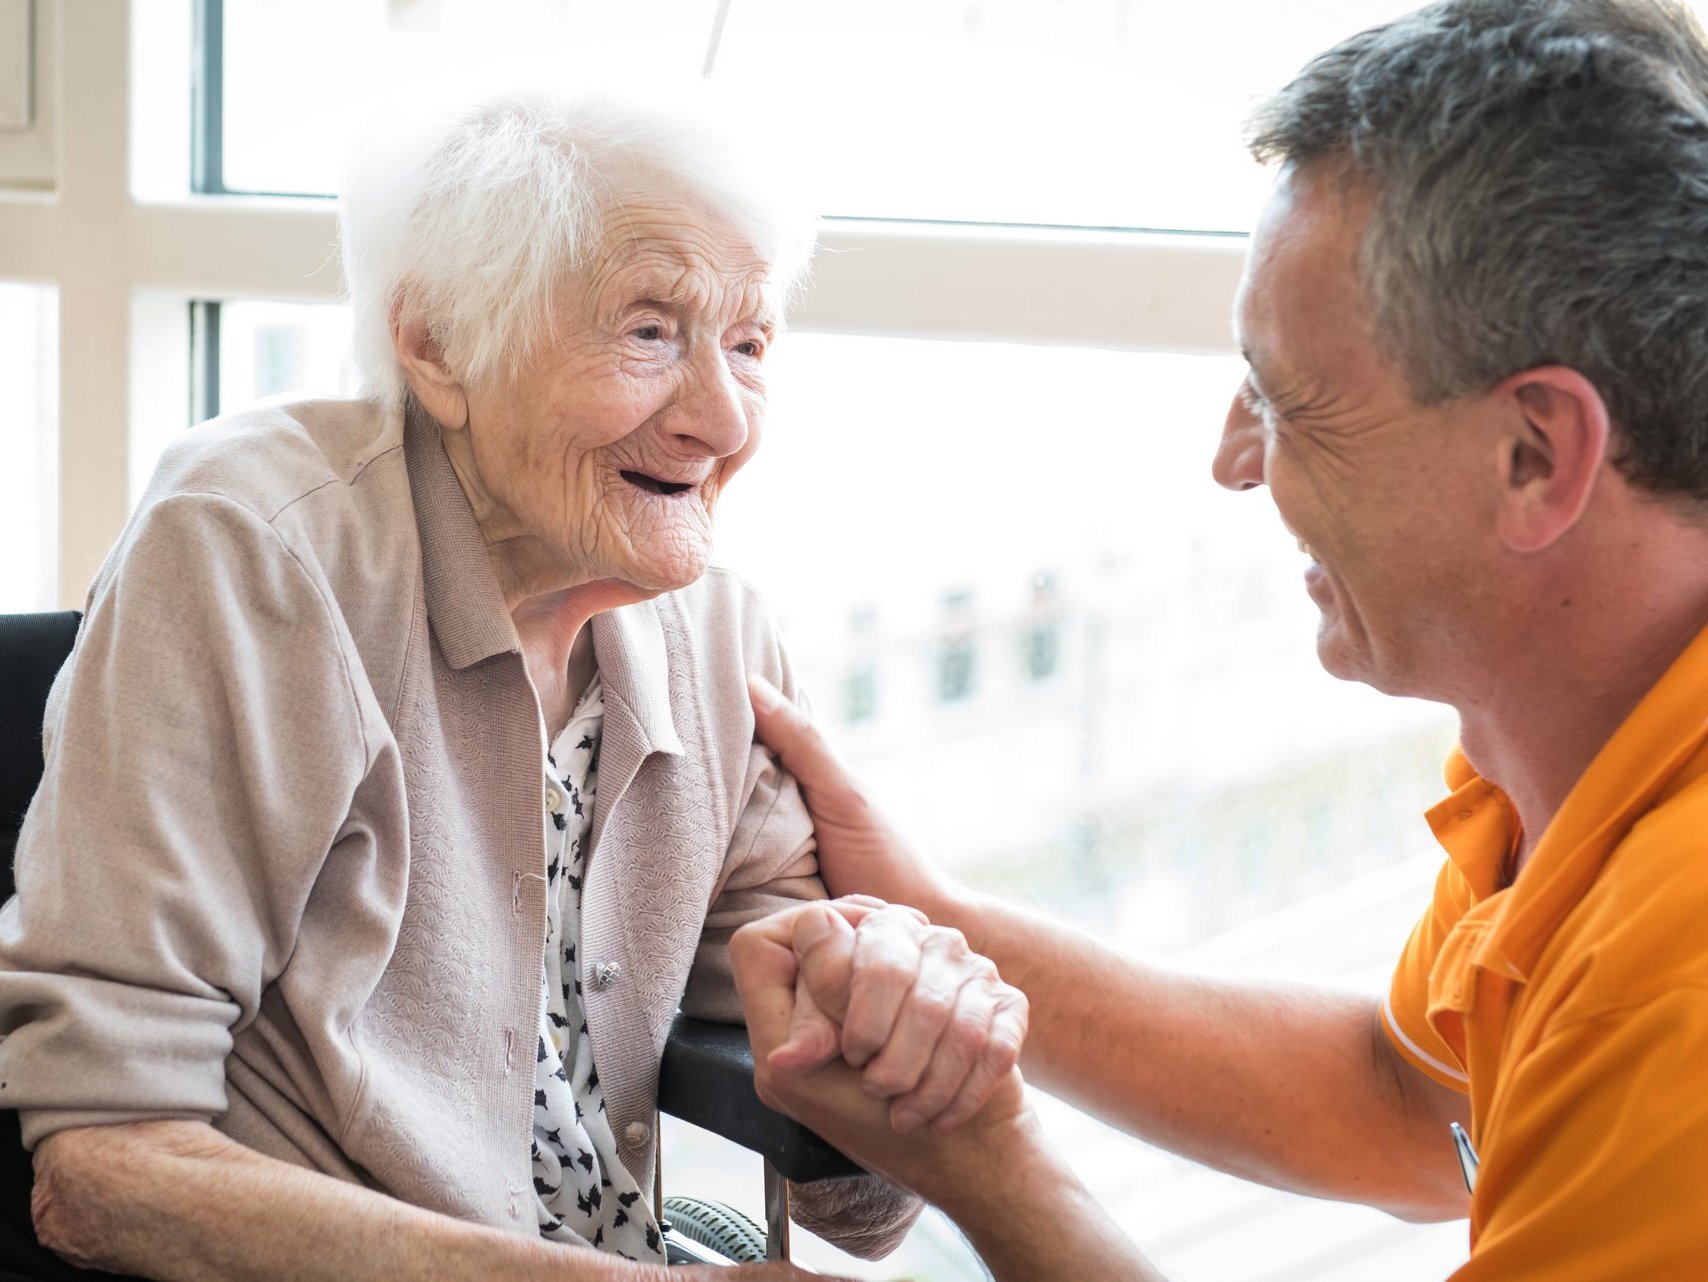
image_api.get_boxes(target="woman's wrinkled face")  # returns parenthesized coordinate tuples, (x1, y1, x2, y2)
(459, 194, 776, 596)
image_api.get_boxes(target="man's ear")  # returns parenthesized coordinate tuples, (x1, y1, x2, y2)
(393, 315, 469, 431)
(1491, 366, 1612, 554)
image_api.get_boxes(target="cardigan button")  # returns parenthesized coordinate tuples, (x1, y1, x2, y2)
(623, 1121, 651, 1150)
(593, 961, 622, 990)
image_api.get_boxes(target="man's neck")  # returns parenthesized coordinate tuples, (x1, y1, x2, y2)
(1457, 565, 1708, 878)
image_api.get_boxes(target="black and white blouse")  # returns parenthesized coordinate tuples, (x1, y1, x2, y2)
(531, 677, 663, 1261)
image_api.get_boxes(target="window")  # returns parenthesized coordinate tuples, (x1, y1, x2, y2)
(0, 281, 55, 611)
(934, 590, 980, 704)
(197, 299, 355, 417)
(0, 0, 53, 189)
(842, 606, 881, 724)
(2, 3, 1482, 1277)
(1020, 571, 1063, 683)
(208, 0, 1432, 233)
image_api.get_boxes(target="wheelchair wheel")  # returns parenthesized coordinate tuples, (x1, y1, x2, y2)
(662, 1194, 767, 1264)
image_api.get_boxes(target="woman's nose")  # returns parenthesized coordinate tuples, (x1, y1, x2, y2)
(1212, 389, 1267, 492)
(672, 351, 751, 458)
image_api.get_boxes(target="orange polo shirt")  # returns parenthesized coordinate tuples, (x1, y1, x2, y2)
(1382, 623, 1708, 1279)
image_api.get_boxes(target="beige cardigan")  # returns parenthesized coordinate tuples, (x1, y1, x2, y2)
(0, 397, 823, 1232)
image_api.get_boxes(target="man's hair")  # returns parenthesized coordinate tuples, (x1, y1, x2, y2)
(339, 87, 816, 410)
(1249, 0, 1708, 503)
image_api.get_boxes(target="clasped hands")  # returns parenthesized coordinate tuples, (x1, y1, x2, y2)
(731, 896, 1030, 1195)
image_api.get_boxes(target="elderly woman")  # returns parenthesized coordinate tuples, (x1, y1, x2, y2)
(0, 89, 1026, 1282)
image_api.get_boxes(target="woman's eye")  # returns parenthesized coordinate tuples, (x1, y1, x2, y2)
(632, 324, 664, 342)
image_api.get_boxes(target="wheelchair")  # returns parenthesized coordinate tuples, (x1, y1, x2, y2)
(0, 611, 860, 1278)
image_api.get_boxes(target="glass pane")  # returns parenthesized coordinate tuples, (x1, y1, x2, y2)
(215, 300, 357, 412)
(219, 0, 719, 197)
(713, 0, 1421, 231)
(217, 0, 1416, 231)
(0, 283, 57, 611)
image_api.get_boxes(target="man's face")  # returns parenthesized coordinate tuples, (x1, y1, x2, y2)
(1213, 164, 1505, 700)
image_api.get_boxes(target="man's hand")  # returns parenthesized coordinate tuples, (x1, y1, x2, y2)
(763, 900, 1028, 1134)
(732, 900, 1032, 1201)
(748, 678, 954, 917)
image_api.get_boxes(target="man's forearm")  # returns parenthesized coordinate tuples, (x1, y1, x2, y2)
(33, 1120, 658, 1282)
(925, 1109, 1163, 1282)
(941, 889, 1468, 1220)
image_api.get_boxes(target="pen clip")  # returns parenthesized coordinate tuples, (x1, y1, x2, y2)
(1450, 1121, 1479, 1195)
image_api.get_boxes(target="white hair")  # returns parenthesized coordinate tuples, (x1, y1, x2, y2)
(338, 86, 818, 409)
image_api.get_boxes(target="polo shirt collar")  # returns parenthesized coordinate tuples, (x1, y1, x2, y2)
(1436, 619, 1708, 982)
(403, 408, 518, 670)
(1425, 754, 1519, 903)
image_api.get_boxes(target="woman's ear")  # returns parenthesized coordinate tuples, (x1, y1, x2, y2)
(1491, 366, 1612, 554)
(393, 317, 469, 431)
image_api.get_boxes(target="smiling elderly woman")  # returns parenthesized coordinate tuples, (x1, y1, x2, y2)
(0, 91, 925, 1281)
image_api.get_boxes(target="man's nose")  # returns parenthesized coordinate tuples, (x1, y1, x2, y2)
(1212, 389, 1266, 492)
(672, 348, 751, 458)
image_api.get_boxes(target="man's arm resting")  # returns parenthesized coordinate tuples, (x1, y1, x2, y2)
(945, 889, 1470, 1222)
(785, 1081, 1165, 1282)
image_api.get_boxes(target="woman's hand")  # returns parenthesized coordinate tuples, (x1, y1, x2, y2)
(734, 899, 1028, 1145)
(762, 899, 1028, 1135)
(748, 679, 955, 918)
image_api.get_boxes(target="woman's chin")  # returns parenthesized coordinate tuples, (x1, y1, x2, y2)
(613, 546, 714, 596)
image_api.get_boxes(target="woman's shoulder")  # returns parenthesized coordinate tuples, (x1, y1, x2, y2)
(114, 396, 420, 643)
(145, 395, 405, 526)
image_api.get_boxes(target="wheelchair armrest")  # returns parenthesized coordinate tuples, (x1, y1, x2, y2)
(657, 1015, 863, 1184)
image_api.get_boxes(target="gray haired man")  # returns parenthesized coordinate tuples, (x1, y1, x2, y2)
(730, 2, 1708, 1279)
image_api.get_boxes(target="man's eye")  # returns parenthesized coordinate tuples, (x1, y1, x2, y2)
(733, 340, 764, 359)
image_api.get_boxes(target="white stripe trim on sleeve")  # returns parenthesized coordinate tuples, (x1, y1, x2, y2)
(1381, 992, 1469, 1084)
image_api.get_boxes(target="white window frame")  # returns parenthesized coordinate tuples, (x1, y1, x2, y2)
(0, 0, 53, 188)
(0, 0, 1246, 610)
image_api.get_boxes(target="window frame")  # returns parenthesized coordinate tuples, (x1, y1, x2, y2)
(0, 0, 1246, 609)
(0, 0, 53, 190)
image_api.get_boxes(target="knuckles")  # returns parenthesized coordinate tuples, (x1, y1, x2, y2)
(854, 956, 917, 995)
(904, 985, 957, 1023)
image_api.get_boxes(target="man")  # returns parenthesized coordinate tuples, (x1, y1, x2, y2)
(729, 1, 1708, 1278)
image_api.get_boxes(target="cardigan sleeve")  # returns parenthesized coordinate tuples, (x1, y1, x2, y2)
(0, 491, 371, 1148)
(680, 735, 823, 1023)
(678, 585, 824, 1024)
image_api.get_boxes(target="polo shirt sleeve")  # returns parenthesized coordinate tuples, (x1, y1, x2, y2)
(1450, 986, 1708, 1280)
(0, 491, 371, 1148)
(1382, 858, 1475, 1091)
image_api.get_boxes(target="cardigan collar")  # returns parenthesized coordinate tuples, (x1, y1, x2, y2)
(403, 408, 518, 671)
(590, 601, 683, 761)
(403, 405, 682, 762)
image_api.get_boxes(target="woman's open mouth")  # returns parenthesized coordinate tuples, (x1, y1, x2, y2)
(620, 470, 695, 497)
